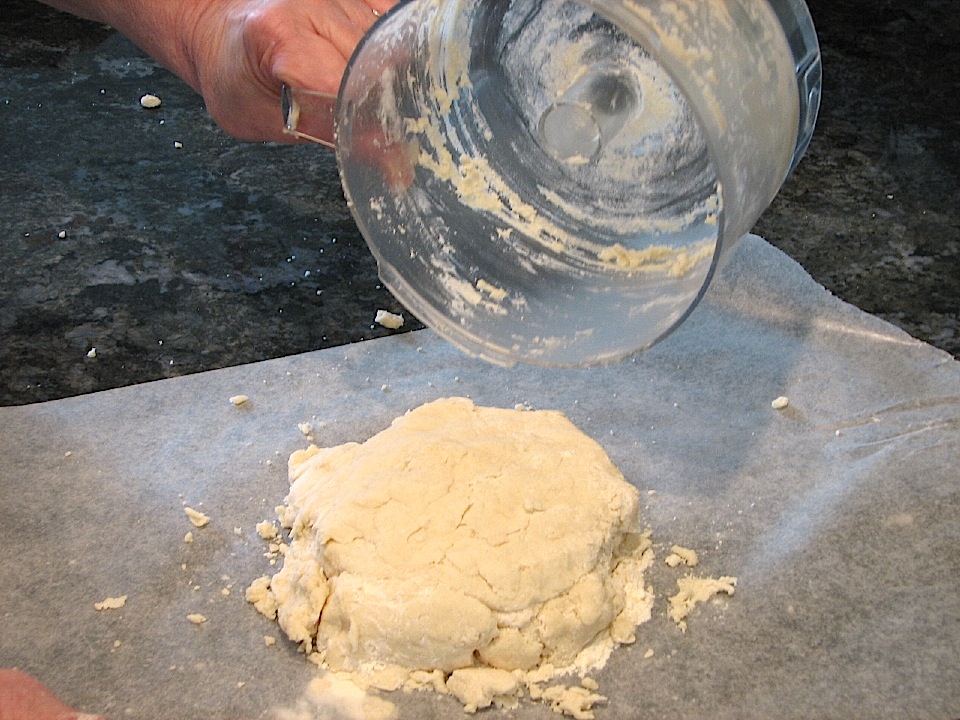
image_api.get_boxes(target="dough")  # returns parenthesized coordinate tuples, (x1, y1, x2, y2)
(94, 595, 127, 611)
(667, 575, 737, 633)
(374, 309, 404, 329)
(664, 545, 699, 568)
(273, 675, 398, 720)
(248, 397, 653, 716)
(184, 507, 209, 528)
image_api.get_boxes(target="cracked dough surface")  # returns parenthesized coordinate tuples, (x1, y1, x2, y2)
(249, 397, 652, 712)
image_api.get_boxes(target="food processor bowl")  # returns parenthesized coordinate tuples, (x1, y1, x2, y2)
(331, 0, 821, 367)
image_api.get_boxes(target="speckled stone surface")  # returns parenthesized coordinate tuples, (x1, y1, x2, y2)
(754, 0, 960, 357)
(1, 0, 957, 406)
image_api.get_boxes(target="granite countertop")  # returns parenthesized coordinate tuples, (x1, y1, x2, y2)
(1, 0, 958, 406)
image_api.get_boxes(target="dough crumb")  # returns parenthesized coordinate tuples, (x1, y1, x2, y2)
(183, 531, 194, 544)
(374, 309, 404, 330)
(476, 278, 508, 301)
(86, 348, 97, 359)
(277, 674, 398, 720)
(771, 396, 790, 410)
(187, 613, 207, 625)
(264, 635, 277, 646)
(229, 395, 250, 406)
(539, 683, 607, 720)
(643, 648, 655, 659)
(667, 576, 737, 632)
(94, 595, 127, 611)
(184, 507, 210, 528)
(446, 667, 521, 712)
(664, 545, 699, 567)
(245, 575, 277, 619)
(256, 520, 279, 541)
(139, 93, 162, 108)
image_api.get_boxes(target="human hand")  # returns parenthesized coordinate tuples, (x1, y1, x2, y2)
(185, 0, 397, 143)
(39, 0, 397, 144)
(0, 669, 106, 720)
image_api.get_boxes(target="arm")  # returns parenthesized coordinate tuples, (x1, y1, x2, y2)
(37, 0, 395, 142)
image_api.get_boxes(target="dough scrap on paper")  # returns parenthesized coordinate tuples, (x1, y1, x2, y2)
(668, 575, 738, 632)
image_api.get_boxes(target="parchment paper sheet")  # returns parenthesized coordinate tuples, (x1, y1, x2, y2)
(1, 235, 958, 719)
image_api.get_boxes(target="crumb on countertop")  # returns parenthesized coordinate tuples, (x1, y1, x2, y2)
(375, 309, 404, 330)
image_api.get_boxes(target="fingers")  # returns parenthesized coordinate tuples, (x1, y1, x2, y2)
(242, 0, 379, 95)
(365, 0, 399, 20)
(239, 2, 352, 94)
(190, 0, 405, 143)
(330, 0, 400, 36)
(334, 0, 385, 38)
(265, 0, 401, 90)
(0, 669, 105, 720)
(246, 0, 379, 143)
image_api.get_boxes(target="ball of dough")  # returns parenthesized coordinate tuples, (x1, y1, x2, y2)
(254, 397, 650, 678)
